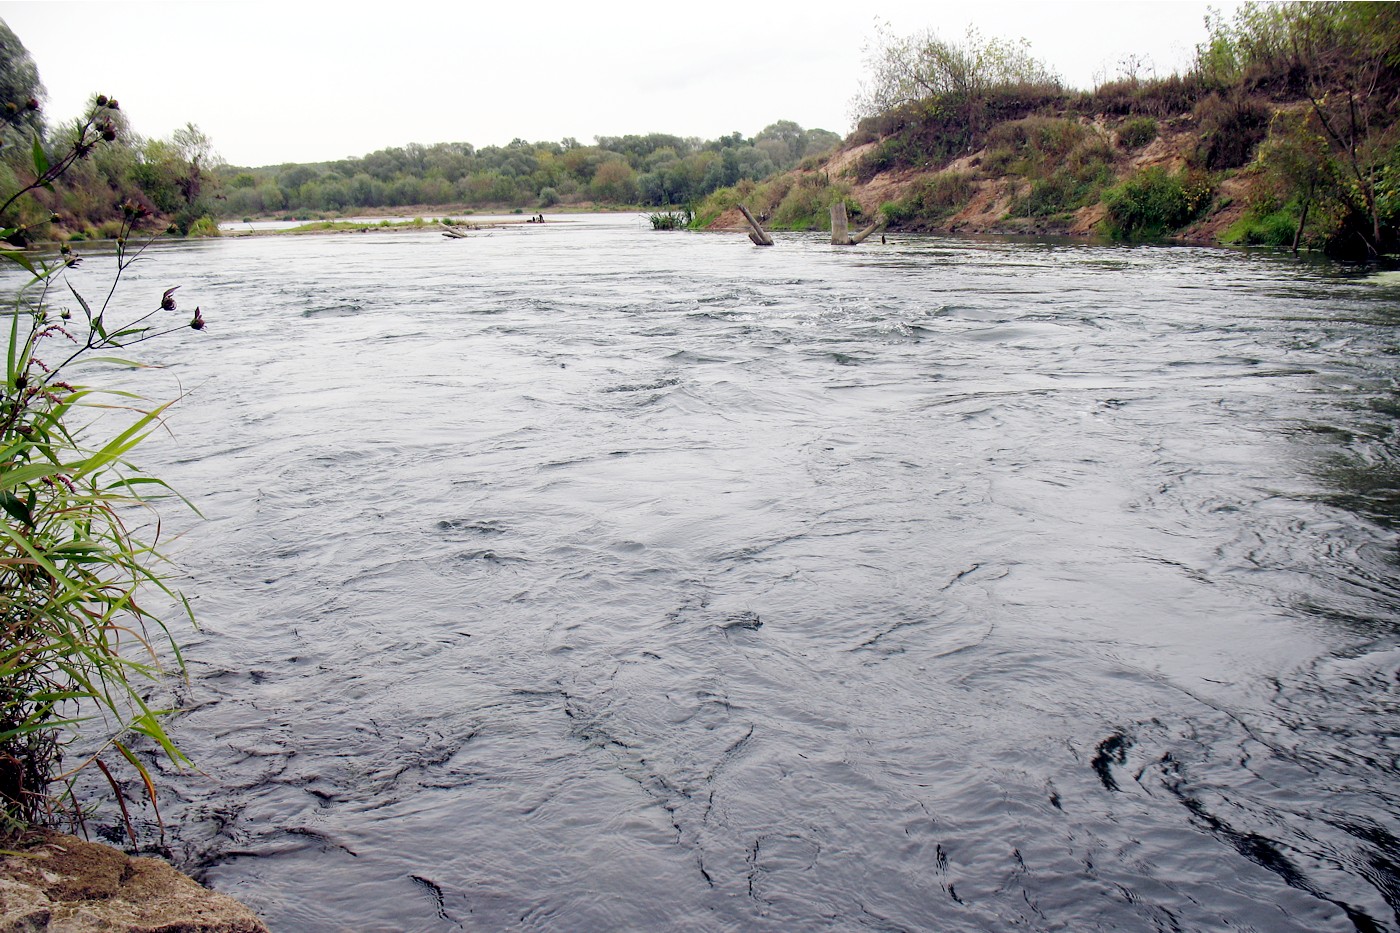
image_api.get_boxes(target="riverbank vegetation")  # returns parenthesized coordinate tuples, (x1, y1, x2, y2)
(0, 83, 203, 838)
(8, 6, 1395, 257)
(0, 22, 219, 245)
(693, 1, 1399, 258)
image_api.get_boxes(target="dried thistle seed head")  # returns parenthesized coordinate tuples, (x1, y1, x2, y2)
(106, 98, 119, 110)
(95, 95, 108, 107)
(99, 122, 116, 142)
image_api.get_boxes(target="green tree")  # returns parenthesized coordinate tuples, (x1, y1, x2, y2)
(755, 120, 803, 169)
(852, 23, 1060, 119)
(277, 163, 318, 194)
(132, 123, 222, 233)
(256, 182, 285, 212)
(800, 128, 842, 160)
(1258, 110, 1338, 252)
(590, 158, 637, 203)
(1194, 1, 1400, 254)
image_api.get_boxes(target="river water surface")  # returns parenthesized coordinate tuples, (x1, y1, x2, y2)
(38, 215, 1400, 930)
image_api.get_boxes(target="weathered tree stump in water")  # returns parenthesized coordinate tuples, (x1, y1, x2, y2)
(738, 204, 774, 246)
(831, 201, 883, 246)
(831, 201, 850, 245)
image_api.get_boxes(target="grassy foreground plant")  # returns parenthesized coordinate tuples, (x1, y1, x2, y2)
(0, 98, 203, 840)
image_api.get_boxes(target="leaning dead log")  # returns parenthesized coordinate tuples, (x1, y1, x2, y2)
(440, 221, 479, 238)
(850, 220, 884, 244)
(738, 204, 774, 246)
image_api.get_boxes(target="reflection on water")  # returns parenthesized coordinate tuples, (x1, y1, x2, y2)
(15, 217, 1399, 931)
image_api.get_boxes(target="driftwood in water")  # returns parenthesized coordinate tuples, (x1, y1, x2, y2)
(830, 201, 884, 245)
(850, 220, 883, 244)
(738, 204, 774, 246)
(440, 221, 479, 239)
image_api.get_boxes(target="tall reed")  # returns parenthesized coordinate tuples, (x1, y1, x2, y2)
(1, 99, 203, 841)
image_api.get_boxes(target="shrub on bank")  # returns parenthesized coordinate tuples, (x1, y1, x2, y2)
(1102, 166, 1214, 238)
(1117, 116, 1159, 149)
(186, 215, 220, 237)
(1224, 200, 1301, 246)
(880, 171, 976, 228)
(770, 175, 858, 230)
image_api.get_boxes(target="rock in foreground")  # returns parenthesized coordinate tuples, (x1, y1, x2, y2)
(0, 830, 266, 933)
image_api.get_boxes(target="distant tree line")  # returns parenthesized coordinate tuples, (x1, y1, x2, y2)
(215, 122, 842, 217)
(1, 16, 842, 237)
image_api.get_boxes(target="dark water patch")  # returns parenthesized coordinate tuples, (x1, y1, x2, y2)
(435, 518, 505, 536)
(301, 303, 362, 317)
(602, 376, 682, 394)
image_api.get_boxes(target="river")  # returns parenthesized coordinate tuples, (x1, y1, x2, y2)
(34, 215, 1400, 930)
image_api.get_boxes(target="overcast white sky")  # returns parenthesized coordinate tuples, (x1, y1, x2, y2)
(1, 1, 1243, 167)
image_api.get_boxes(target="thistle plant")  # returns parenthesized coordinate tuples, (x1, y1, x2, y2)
(0, 96, 203, 840)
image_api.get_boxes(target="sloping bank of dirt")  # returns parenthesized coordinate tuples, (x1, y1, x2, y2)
(705, 116, 1250, 245)
(0, 830, 267, 933)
